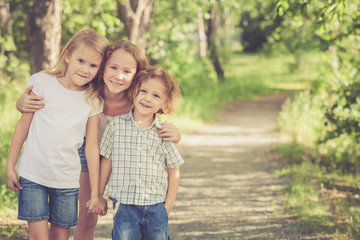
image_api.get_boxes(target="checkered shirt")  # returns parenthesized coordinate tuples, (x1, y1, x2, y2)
(100, 110, 184, 206)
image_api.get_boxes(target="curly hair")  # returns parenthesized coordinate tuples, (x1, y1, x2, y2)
(128, 66, 181, 114)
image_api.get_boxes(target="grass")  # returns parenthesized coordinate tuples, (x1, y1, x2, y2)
(275, 143, 360, 239)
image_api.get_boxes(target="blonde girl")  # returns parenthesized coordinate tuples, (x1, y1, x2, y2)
(7, 28, 108, 240)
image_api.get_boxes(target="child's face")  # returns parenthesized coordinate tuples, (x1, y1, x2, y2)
(103, 48, 137, 95)
(133, 78, 167, 118)
(64, 44, 102, 91)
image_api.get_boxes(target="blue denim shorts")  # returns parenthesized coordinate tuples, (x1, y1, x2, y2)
(112, 202, 168, 240)
(78, 140, 88, 172)
(18, 177, 78, 228)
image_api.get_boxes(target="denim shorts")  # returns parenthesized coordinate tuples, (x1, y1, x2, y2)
(112, 202, 168, 240)
(18, 177, 78, 228)
(78, 140, 88, 172)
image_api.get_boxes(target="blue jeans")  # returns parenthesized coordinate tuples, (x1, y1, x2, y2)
(18, 177, 78, 228)
(112, 202, 168, 240)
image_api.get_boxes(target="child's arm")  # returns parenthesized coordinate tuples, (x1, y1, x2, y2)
(164, 166, 180, 216)
(6, 112, 34, 191)
(84, 114, 101, 213)
(96, 156, 112, 216)
(157, 121, 181, 144)
(99, 157, 112, 197)
(16, 86, 45, 113)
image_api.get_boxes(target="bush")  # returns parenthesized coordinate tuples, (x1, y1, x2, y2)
(278, 90, 327, 148)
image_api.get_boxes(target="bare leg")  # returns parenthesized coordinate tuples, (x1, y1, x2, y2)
(74, 171, 98, 240)
(49, 224, 70, 240)
(28, 220, 49, 240)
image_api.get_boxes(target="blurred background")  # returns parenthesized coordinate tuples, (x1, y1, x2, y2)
(1, 0, 359, 238)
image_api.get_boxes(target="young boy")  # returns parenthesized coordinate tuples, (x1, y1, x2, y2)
(98, 66, 184, 240)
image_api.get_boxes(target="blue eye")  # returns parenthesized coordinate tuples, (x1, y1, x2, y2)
(90, 64, 98, 68)
(78, 59, 84, 63)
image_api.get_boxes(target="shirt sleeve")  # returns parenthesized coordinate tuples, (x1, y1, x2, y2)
(100, 119, 114, 159)
(27, 73, 43, 96)
(162, 141, 184, 168)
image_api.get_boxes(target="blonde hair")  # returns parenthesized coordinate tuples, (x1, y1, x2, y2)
(98, 40, 148, 100)
(43, 28, 109, 109)
(128, 66, 181, 114)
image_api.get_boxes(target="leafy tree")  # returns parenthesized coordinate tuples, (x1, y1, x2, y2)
(276, 0, 360, 173)
(117, 0, 154, 52)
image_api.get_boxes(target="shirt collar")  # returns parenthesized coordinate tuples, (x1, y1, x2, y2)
(121, 107, 162, 129)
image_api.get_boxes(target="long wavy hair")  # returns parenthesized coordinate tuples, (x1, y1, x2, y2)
(42, 28, 109, 109)
(97, 40, 148, 101)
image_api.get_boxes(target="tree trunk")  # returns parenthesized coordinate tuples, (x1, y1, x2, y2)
(26, 0, 62, 74)
(197, 7, 207, 57)
(206, 8, 225, 82)
(117, 0, 154, 52)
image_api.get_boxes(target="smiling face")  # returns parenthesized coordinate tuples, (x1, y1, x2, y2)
(133, 78, 167, 121)
(103, 48, 137, 96)
(63, 44, 102, 91)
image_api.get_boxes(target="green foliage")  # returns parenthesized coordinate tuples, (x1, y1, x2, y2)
(62, 0, 124, 44)
(276, 0, 360, 173)
(0, 66, 26, 215)
(273, 142, 306, 164)
(0, 224, 27, 239)
(278, 90, 327, 147)
(239, 1, 283, 52)
(0, 185, 18, 212)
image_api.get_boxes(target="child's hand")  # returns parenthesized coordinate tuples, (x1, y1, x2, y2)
(157, 121, 181, 143)
(86, 196, 108, 216)
(6, 170, 22, 191)
(164, 203, 171, 216)
(17, 86, 45, 113)
(97, 197, 108, 216)
(86, 196, 101, 214)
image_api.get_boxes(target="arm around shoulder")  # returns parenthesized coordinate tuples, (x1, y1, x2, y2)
(16, 86, 45, 113)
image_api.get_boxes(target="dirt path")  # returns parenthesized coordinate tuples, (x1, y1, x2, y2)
(2, 94, 334, 239)
(89, 93, 334, 239)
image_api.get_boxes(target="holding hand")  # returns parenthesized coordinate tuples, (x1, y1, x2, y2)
(86, 196, 108, 216)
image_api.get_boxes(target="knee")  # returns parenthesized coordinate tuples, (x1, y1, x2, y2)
(29, 234, 48, 240)
(78, 213, 98, 229)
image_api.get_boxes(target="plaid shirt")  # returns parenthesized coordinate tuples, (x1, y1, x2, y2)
(100, 110, 184, 206)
